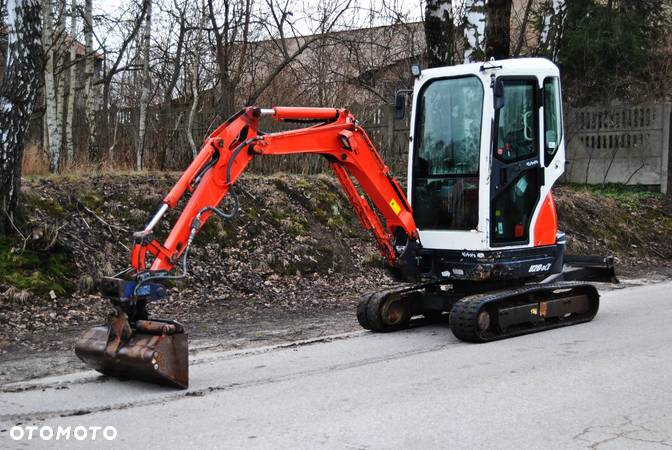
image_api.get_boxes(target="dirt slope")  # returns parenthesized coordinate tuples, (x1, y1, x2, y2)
(0, 174, 670, 356)
(0, 173, 395, 354)
(554, 185, 672, 271)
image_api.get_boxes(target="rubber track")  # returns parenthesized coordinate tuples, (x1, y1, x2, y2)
(356, 281, 442, 332)
(356, 292, 375, 330)
(449, 282, 600, 343)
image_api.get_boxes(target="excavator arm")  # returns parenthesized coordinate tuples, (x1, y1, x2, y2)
(77, 106, 421, 389)
(132, 106, 419, 278)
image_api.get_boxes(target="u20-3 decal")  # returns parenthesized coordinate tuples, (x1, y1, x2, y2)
(528, 263, 552, 273)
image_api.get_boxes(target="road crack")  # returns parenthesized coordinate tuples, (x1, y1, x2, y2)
(574, 415, 672, 449)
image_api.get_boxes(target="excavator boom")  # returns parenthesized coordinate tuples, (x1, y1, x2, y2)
(134, 107, 417, 274)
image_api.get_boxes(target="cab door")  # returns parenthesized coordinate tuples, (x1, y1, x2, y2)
(490, 78, 542, 246)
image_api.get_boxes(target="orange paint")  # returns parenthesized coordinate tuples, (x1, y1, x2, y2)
(272, 107, 339, 121)
(533, 192, 558, 246)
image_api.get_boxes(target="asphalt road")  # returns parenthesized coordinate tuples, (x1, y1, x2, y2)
(1, 281, 671, 449)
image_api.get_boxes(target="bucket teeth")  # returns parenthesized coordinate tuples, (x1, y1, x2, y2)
(75, 313, 189, 389)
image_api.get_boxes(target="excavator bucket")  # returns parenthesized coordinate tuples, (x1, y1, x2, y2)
(75, 316, 188, 389)
(75, 278, 189, 389)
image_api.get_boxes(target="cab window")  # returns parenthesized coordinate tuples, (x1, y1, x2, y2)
(412, 76, 483, 230)
(494, 79, 538, 163)
(543, 77, 562, 166)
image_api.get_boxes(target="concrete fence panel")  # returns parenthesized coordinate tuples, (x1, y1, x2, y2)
(564, 103, 672, 193)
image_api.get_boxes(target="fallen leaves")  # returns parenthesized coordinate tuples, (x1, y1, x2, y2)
(0, 173, 398, 354)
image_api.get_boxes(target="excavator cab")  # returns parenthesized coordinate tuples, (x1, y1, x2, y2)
(405, 59, 568, 282)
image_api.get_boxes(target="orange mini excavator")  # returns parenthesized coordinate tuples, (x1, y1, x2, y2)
(75, 59, 616, 388)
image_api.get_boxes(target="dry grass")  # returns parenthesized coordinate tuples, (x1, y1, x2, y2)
(21, 144, 158, 179)
(21, 144, 50, 176)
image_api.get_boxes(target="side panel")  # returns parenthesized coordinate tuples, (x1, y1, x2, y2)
(533, 192, 558, 246)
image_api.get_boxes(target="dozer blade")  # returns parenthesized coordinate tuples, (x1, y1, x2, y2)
(559, 255, 619, 284)
(75, 314, 189, 389)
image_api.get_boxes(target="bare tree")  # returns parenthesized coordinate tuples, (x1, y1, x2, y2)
(317, 20, 423, 105)
(64, 0, 77, 165)
(135, 0, 152, 170)
(205, 0, 352, 116)
(206, 0, 252, 117)
(511, 0, 534, 57)
(0, 0, 42, 235)
(82, 0, 97, 161)
(55, 0, 66, 165)
(42, 0, 65, 172)
(93, 0, 149, 163)
(158, 0, 188, 104)
(244, 0, 352, 106)
(186, 2, 207, 158)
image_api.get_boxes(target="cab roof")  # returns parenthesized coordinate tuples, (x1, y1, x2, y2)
(418, 58, 560, 80)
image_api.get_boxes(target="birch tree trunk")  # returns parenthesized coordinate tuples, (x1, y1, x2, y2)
(64, 0, 77, 166)
(463, 0, 486, 62)
(55, 0, 66, 168)
(82, 0, 97, 162)
(424, 0, 456, 67)
(42, 0, 61, 172)
(0, 0, 42, 235)
(136, 0, 152, 171)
